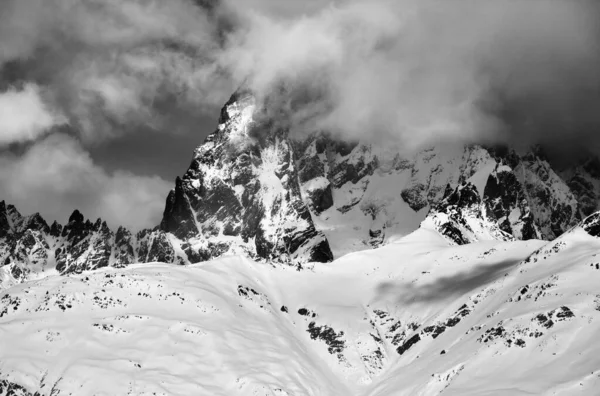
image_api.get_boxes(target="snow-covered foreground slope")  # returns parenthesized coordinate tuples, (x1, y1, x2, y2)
(2, 223, 600, 395)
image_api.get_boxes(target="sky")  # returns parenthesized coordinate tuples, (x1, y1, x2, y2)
(0, 0, 599, 230)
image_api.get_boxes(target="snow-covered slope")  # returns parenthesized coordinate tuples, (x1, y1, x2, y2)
(3, 210, 600, 395)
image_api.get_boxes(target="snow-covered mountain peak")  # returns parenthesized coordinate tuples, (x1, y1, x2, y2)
(160, 90, 334, 265)
(3, 88, 600, 394)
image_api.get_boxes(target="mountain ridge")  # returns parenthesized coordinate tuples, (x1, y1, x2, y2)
(2, 90, 600, 287)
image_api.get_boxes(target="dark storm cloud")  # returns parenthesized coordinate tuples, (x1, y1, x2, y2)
(223, 0, 600, 154)
(0, 0, 230, 228)
(0, 0, 235, 144)
(0, 0, 599, 227)
(2, 0, 599, 149)
(0, 134, 170, 230)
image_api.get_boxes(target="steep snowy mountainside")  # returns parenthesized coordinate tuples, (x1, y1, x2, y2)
(3, 210, 600, 395)
(301, 138, 587, 253)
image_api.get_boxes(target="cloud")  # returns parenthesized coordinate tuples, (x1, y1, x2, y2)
(0, 134, 171, 230)
(0, 0, 599, 231)
(0, 0, 234, 143)
(228, 0, 343, 19)
(221, 0, 600, 154)
(0, 83, 66, 146)
(3, 0, 598, 155)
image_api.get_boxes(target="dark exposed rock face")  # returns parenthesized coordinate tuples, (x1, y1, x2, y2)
(425, 182, 513, 246)
(483, 165, 538, 240)
(55, 214, 114, 274)
(0, 376, 38, 396)
(0, 202, 10, 239)
(294, 133, 378, 218)
(422, 146, 594, 245)
(561, 156, 600, 219)
(0, 202, 52, 284)
(330, 144, 378, 189)
(397, 334, 421, 355)
(306, 183, 334, 215)
(307, 321, 346, 355)
(0, 203, 185, 283)
(113, 227, 135, 267)
(160, 177, 198, 240)
(401, 186, 429, 212)
(296, 136, 334, 215)
(159, 91, 333, 264)
(136, 228, 177, 264)
(581, 212, 600, 237)
(514, 152, 580, 240)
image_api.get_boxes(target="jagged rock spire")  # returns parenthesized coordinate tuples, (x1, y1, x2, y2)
(159, 90, 333, 263)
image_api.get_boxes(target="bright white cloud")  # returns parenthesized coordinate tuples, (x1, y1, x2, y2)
(0, 134, 171, 230)
(0, 84, 66, 146)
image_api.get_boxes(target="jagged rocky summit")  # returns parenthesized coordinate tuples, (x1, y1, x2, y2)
(2, 89, 600, 285)
(159, 90, 333, 264)
(0, 202, 177, 286)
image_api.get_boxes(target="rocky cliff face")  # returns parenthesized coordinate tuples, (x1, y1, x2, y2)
(420, 148, 581, 245)
(0, 202, 173, 287)
(421, 182, 514, 246)
(0, 201, 52, 285)
(159, 91, 333, 264)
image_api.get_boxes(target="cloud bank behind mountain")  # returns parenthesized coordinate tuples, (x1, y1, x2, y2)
(0, 0, 598, 228)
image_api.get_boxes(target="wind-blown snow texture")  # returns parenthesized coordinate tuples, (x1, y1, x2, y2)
(2, 90, 600, 395)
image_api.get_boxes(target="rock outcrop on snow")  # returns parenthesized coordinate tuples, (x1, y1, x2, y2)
(419, 148, 583, 245)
